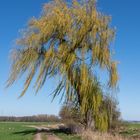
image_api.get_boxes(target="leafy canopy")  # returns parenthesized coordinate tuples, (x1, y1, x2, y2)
(7, 0, 118, 102)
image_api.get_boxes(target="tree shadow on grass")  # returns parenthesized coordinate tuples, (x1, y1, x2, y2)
(12, 129, 38, 136)
(12, 127, 71, 136)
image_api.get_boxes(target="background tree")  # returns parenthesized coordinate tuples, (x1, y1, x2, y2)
(7, 0, 118, 131)
(59, 102, 82, 124)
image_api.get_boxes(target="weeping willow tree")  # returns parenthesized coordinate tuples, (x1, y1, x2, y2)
(7, 0, 118, 131)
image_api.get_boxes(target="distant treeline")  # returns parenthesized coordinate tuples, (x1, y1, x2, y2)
(0, 114, 60, 122)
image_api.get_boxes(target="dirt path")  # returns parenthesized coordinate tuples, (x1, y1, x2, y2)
(28, 125, 62, 140)
(34, 132, 42, 140)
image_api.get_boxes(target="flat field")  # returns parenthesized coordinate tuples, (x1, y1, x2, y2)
(0, 122, 81, 140)
(0, 122, 140, 140)
(0, 122, 36, 140)
(119, 122, 140, 139)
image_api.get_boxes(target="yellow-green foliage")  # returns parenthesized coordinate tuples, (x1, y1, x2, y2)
(94, 109, 109, 132)
(7, 0, 118, 131)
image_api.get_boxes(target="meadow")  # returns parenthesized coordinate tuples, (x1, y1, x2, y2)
(0, 122, 140, 140)
(119, 122, 140, 139)
(0, 122, 35, 140)
(0, 122, 81, 140)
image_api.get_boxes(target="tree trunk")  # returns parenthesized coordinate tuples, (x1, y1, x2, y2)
(84, 110, 95, 130)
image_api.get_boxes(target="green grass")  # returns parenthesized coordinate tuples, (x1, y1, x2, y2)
(119, 122, 140, 139)
(125, 122, 140, 128)
(0, 122, 82, 140)
(3, 122, 140, 140)
(2, 121, 140, 140)
(0, 122, 36, 140)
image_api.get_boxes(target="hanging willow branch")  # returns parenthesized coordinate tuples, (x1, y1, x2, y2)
(7, 0, 118, 131)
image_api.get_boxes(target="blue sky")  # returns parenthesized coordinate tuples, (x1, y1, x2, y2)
(0, 0, 140, 121)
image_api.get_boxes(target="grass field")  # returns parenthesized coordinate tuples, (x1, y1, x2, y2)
(0, 122, 36, 140)
(119, 122, 140, 139)
(0, 122, 81, 140)
(0, 122, 140, 140)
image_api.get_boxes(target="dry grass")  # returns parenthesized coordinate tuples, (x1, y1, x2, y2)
(81, 130, 139, 140)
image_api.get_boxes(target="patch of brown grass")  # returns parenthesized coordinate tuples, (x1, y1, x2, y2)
(81, 130, 139, 140)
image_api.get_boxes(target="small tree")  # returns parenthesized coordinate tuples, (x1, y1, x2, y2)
(7, 0, 118, 131)
(59, 103, 82, 123)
